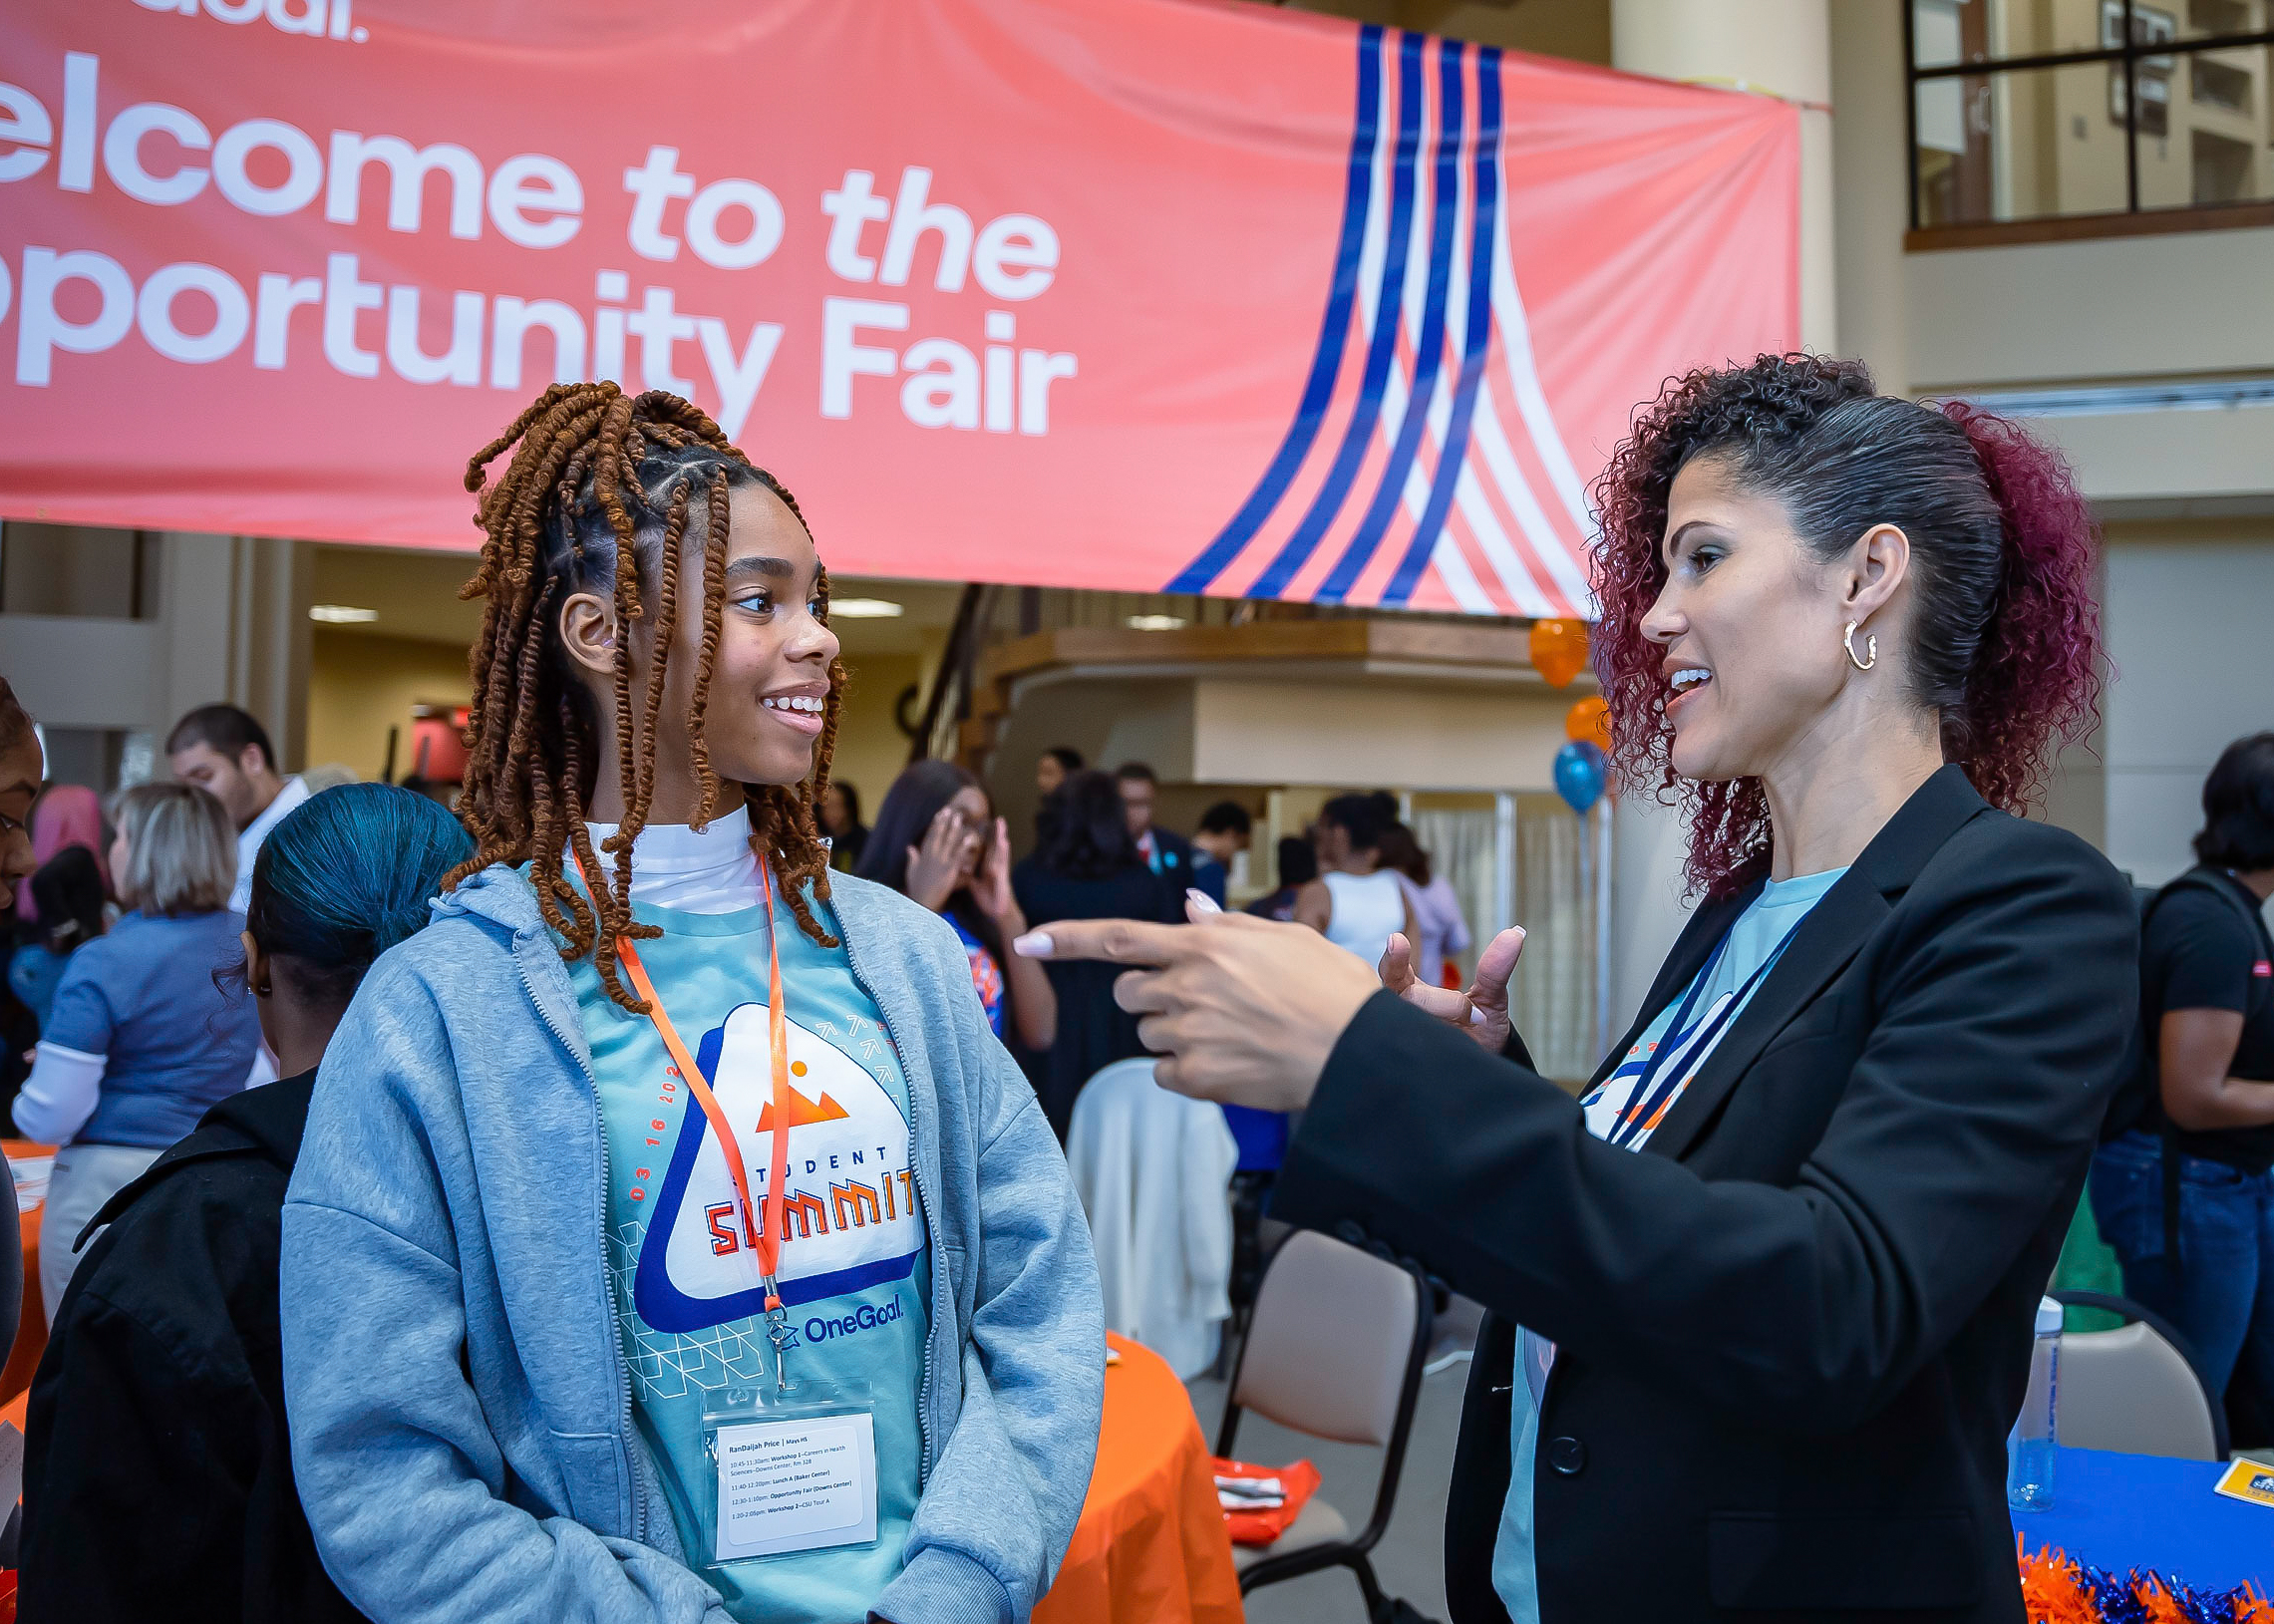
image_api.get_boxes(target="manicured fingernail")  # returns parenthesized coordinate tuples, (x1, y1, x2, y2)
(1185, 888, 1221, 915)
(1012, 931, 1053, 957)
(1468, 1007, 1486, 1026)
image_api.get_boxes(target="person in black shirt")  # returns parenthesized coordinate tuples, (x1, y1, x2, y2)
(2091, 731, 2274, 1404)
(1013, 769, 1180, 1138)
(19, 783, 473, 1624)
(1244, 834, 1320, 922)
(819, 779, 868, 873)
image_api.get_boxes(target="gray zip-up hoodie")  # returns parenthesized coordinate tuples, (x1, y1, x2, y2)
(280, 864, 1103, 1624)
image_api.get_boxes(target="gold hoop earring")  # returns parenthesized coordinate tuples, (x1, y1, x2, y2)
(1843, 620, 1877, 672)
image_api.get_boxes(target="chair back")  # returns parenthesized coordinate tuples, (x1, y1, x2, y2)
(2056, 1318, 2221, 1462)
(1066, 1058, 1239, 1379)
(1065, 1058, 1167, 1183)
(1230, 1229, 1418, 1446)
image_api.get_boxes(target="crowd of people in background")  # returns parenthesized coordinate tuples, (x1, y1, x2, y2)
(846, 750, 1476, 1147)
(2091, 731, 2274, 1439)
(0, 703, 331, 1318)
(855, 759, 1056, 1054)
(0, 687, 1496, 1335)
(843, 731, 2274, 1463)
(21, 781, 474, 1621)
(0, 649, 2269, 1613)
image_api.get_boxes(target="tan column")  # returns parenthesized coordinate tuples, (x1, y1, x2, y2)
(1612, 0, 1836, 356)
(153, 531, 312, 771)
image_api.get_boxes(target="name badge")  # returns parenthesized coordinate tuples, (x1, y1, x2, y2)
(711, 1408, 879, 1563)
(2213, 1457, 2274, 1509)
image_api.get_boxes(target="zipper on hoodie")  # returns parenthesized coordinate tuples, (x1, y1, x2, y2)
(833, 920, 942, 1483)
(513, 878, 945, 1504)
(511, 928, 650, 1546)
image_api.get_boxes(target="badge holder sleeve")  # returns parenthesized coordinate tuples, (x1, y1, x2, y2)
(699, 1375, 880, 1567)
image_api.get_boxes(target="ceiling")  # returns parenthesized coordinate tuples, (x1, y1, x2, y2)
(307, 544, 965, 659)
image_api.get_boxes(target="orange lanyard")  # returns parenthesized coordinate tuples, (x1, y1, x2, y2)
(570, 849, 794, 1313)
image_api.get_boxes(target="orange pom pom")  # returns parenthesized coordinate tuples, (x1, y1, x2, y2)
(2017, 1539, 2099, 1624)
(2132, 1572, 2191, 1624)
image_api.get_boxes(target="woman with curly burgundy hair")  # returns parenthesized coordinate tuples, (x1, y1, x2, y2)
(1021, 354, 2137, 1624)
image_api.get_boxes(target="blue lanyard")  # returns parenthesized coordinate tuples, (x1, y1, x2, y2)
(1607, 916, 1805, 1147)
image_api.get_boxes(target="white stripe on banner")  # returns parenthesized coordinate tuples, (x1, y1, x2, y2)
(1347, 41, 1593, 618)
(1467, 387, 1579, 615)
(1488, 178, 1599, 614)
(1365, 47, 1530, 615)
(1360, 49, 1580, 618)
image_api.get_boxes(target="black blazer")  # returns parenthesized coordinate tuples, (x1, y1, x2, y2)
(1272, 767, 2138, 1624)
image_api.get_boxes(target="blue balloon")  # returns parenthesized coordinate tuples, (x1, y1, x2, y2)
(1553, 740, 1607, 814)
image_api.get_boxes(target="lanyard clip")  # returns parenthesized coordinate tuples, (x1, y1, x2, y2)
(761, 1275, 799, 1393)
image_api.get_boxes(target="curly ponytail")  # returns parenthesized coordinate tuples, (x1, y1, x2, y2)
(1591, 354, 2103, 896)
(1933, 401, 2102, 814)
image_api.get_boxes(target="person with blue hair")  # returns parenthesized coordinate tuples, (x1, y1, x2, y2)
(18, 782, 473, 1624)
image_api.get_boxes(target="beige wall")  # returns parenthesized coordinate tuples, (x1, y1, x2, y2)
(2101, 522, 2274, 886)
(1192, 678, 1572, 790)
(304, 602, 934, 817)
(305, 630, 472, 783)
(1829, 7, 2274, 509)
(982, 670, 1581, 857)
(1, 527, 311, 777)
(829, 650, 927, 829)
(1904, 226, 2274, 392)
(1830, 0, 1911, 395)
(984, 677, 1200, 852)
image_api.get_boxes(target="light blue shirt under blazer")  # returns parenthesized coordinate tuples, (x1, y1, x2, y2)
(1492, 867, 1848, 1620)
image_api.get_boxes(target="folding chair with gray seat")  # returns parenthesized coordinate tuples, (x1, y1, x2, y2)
(2051, 1289, 2228, 1462)
(1214, 1228, 1434, 1619)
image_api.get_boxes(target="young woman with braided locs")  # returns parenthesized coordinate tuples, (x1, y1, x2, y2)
(280, 382, 1103, 1624)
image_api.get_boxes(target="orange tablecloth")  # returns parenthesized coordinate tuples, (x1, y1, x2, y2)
(1034, 1333, 1244, 1624)
(0, 1386, 22, 1620)
(0, 1142, 45, 1408)
(0, 1200, 37, 1401)
(0, 1205, 38, 1407)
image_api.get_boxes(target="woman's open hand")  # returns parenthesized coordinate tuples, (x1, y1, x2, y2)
(906, 804, 980, 913)
(1378, 925, 1526, 1053)
(971, 816, 1022, 926)
(1013, 898, 1382, 1112)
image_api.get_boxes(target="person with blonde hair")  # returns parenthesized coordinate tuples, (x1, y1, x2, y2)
(13, 781, 261, 1317)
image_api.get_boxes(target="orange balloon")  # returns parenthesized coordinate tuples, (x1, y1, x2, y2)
(1565, 695, 1610, 752)
(1529, 618, 1590, 689)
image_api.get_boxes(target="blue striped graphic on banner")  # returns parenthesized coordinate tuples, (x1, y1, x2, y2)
(1383, 45, 1501, 606)
(1317, 36, 1467, 603)
(1163, 26, 1387, 596)
(1246, 29, 1427, 601)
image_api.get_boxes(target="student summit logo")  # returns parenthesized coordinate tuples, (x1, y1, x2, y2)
(133, 0, 368, 45)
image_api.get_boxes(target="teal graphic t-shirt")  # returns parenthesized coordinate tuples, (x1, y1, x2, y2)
(568, 881, 931, 1624)
(1490, 866, 1847, 1621)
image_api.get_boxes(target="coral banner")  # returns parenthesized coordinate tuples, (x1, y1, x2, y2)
(0, 0, 1795, 615)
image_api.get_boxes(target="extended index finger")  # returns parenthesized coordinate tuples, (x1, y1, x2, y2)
(1012, 916, 1196, 967)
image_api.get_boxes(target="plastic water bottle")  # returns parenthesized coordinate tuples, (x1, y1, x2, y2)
(2006, 1295, 2061, 1512)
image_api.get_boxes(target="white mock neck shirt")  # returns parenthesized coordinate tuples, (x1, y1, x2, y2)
(581, 806, 761, 913)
